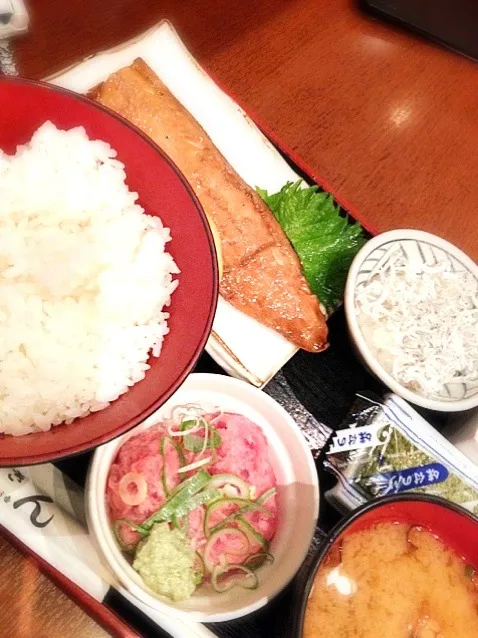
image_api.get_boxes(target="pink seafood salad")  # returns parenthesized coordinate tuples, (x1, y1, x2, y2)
(106, 408, 278, 598)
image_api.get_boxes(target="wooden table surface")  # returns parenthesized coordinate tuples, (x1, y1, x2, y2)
(0, 535, 108, 638)
(3, 0, 478, 636)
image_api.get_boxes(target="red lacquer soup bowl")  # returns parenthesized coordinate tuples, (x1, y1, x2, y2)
(293, 494, 478, 636)
(0, 78, 218, 466)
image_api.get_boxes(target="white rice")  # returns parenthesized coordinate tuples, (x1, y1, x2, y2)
(0, 122, 179, 435)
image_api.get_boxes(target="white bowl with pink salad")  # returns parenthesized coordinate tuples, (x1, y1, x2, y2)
(86, 373, 319, 622)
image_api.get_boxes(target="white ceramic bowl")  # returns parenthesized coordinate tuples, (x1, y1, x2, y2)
(345, 229, 478, 412)
(86, 373, 319, 622)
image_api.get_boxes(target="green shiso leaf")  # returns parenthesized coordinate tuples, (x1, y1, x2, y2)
(258, 181, 366, 313)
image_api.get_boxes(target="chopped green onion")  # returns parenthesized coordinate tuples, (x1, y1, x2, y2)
(236, 516, 269, 551)
(203, 526, 250, 572)
(256, 487, 276, 506)
(142, 470, 211, 530)
(194, 552, 205, 585)
(171, 512, 190, 537)
(180, 419, 198, 431)
(115, 518, 149, 536)
(207, 474, 250, 498)
(113, 519, 148, 553)
(181, 416, 222, 454)
(118, 472, 148, 506)
(167, 417, 203, 438)
(205, 497, 273, 536)
(177, 457, 213, 474)
(211, 564, 259, 592)
(184, 429, 222, 453)
(178, 415, 222, 457)
(160, 435, 185, 496)
(243, 552, 275, 571)
(171, 488, 220, 521)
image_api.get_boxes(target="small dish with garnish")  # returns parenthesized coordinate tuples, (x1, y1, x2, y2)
(86, 373, 319, 622)
(345, 229, 478, 411)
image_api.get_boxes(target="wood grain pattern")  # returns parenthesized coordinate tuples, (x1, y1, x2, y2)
(13, 0, 478, 259)
(0, 536, 108, 638)
(4, 0, 478, 636)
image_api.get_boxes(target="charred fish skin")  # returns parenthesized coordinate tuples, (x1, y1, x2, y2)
(90, 60, 328, 352)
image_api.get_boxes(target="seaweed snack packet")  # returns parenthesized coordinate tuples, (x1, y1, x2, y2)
(324, 392, 478, 515)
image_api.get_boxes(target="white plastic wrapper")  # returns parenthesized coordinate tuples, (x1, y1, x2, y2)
(324, 392, 478, 514)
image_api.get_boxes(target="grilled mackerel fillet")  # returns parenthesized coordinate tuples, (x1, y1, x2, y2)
(89, 59, 328, 352)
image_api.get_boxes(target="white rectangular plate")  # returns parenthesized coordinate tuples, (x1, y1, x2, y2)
(47, 21, 302, 387)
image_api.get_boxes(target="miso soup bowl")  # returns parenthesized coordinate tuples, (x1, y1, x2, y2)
(86, 373, 319, 623)
(290, 494, 478, 637)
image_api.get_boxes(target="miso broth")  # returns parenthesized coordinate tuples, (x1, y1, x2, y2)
(304, 522, 478, 638)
